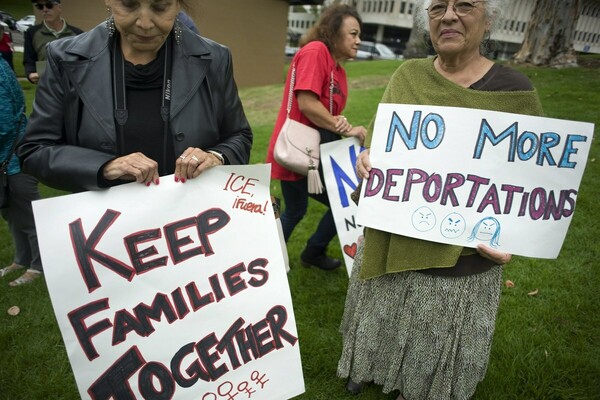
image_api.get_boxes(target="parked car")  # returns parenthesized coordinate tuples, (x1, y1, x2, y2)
(16, 15, 35, 33)
(285, 46, 299, 57)
(355, 41, 399, 60)
(0, 11, 17, 31)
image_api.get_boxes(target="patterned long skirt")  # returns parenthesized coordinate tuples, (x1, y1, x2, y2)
(337, 242, 503, 399)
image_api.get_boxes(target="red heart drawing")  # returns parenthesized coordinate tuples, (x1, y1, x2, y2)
(343, 242, 357, 258)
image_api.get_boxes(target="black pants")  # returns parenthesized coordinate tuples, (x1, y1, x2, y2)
(1, 173, 42, 271)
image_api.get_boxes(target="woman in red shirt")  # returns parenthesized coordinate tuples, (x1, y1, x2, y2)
(0, 23, 14, 71)
(266, 4, 367, 271)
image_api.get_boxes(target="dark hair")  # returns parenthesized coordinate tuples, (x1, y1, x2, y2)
(300, 5, 362, 50)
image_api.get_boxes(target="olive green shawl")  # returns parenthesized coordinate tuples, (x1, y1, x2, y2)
(360, 57, 543, 280)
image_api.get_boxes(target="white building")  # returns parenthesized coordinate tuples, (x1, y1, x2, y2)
(288, 5, 320, 44)
(288, 0, 600, 57)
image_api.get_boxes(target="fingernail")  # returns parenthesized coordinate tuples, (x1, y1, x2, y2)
(181, 178, 186, 183)
(175, 176, 179, 182)
(146, 182, 151, 187)
(155, 178, 160, 185)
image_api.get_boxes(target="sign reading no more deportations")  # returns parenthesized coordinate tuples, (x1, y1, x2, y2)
(357, 104, 594, 259)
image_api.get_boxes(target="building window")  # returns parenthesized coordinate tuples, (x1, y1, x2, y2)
(400, 1, 406, 13)
(582, 5, 588, 15)
(408, 3, 413, 14)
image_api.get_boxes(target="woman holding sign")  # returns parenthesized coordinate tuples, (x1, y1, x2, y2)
(0, 58, 43, 286)
(266, 4, 367, 271)
(17, 0, 252, 193)
(338, 1, 543, 398)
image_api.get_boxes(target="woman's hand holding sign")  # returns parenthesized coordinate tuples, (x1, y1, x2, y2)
(103, 152, 160, 186)
(477, 244, 512, 265)
(356, 148, 372, 180)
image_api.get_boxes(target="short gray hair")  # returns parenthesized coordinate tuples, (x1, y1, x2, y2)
(415, 0, 509, 34)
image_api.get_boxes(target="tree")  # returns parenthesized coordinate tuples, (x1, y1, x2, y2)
(402, 12, 429, 59)
(513, 0, 581, 68)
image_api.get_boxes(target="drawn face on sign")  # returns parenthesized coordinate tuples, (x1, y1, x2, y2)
(440, 212, 466, 238)
(467, 216, 502, 248)
(475, 218, 498, 240)
(411, 206, 436, 232)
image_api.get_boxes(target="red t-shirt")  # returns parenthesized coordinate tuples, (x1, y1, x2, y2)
(266, 41, 348, 181)
(0, 33, 12, 53)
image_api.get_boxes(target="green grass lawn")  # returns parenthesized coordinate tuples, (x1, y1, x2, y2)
(1, 58, 599, 399)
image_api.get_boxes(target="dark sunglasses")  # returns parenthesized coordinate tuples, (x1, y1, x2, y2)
(35, 2, 55, 10)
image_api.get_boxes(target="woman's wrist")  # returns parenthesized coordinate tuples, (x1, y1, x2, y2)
(207, 150, 225, 165)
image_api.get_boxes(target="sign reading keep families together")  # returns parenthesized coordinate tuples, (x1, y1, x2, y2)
(32, 165, 304, 400)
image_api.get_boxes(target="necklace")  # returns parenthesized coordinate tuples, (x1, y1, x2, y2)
(111, 34, 173, 175)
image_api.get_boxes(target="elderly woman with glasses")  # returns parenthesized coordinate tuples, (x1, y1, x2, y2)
(18, 0, 251, 193)
(337, 1, 543, 399)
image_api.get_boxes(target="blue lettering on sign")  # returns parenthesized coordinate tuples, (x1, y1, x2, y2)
(473, 119, 586, 168)
(385, 111, 445, 152)
(330, 144, 363, 208)
(560, 135, 587, 168)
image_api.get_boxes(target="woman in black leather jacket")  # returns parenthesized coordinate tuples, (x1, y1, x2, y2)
(17, 0, 252, 193)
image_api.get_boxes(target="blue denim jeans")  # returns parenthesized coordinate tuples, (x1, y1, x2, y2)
(280, 177, 337, 250)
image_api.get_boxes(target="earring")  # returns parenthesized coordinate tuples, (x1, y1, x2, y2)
(174, 19, 182, 45)
(106, 8, 116, 37)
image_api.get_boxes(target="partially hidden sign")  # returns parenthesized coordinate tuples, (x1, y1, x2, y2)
(357, 104, 594, 259)
(32, 165, 304, 399)
(321, 138, 364, 276)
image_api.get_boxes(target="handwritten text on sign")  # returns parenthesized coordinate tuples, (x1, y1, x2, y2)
(32, 165, 304, 400)
(356, 104, 594, 259)
(321, 138, 364, 276)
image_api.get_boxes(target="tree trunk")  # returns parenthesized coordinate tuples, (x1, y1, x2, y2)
(513, 0, 581, 68)
(402, 13, 429, 59)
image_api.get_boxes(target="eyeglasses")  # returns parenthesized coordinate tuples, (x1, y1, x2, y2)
(34, 2, 55, 10)
(426, 1, 485, 20)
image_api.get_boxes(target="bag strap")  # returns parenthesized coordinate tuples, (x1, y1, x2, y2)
(1, 112, 26, 171)
(286, 63, 334, 116)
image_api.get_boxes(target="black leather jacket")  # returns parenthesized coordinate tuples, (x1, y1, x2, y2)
(17, 23, 252, 192)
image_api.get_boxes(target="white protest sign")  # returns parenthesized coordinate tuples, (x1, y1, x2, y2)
(357, 104, 594, 259)
(321, 138, 364, 276)
(32, 165, 304, 400)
